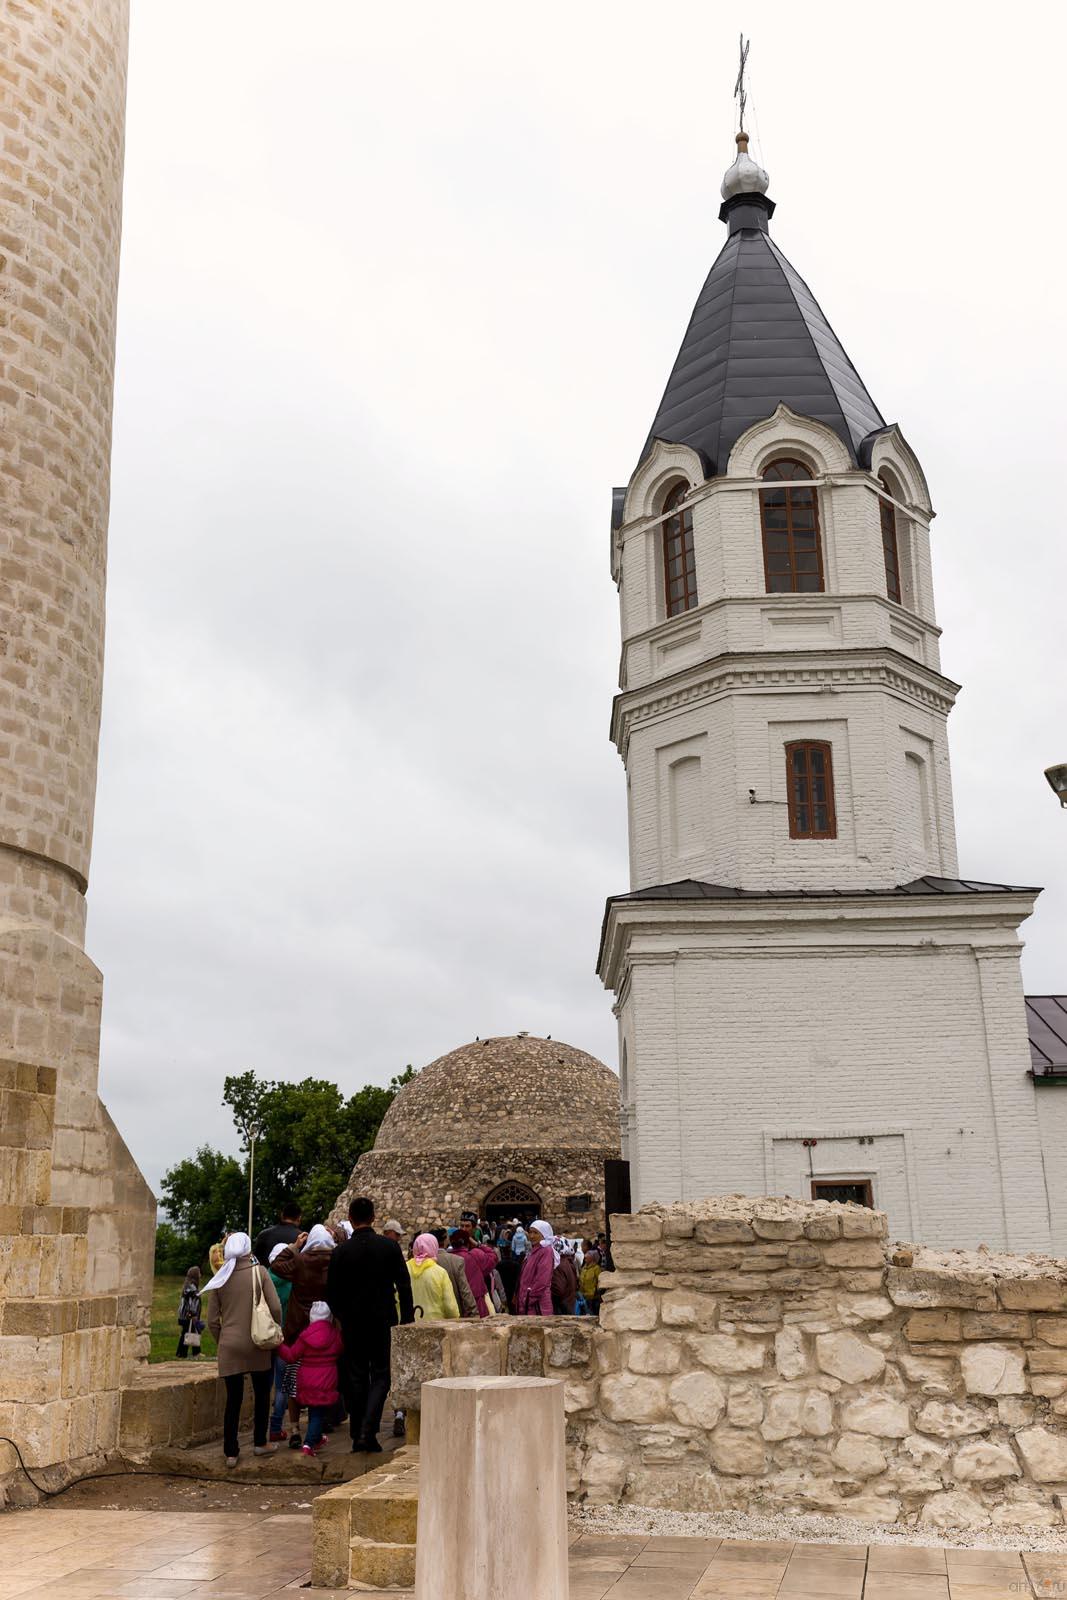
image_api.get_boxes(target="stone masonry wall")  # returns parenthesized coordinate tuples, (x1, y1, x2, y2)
(391, 1199, 1067, 1530)
(335, 1146, 615, 1235)
(0, 0, 161, 1503)
(586, 1199, 1067, 1528)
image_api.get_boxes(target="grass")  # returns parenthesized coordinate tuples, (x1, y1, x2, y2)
(150, 1274, 218, 1364)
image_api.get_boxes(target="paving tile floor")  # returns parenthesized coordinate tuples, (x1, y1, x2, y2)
(3, 1509, 1067, 1598)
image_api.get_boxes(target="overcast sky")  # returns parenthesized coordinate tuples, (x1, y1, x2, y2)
(92, 2, 1067, 1197)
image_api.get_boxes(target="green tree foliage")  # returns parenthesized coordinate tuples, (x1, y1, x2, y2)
(158, 1067, 416, 1265)
(154, 1220, 200, 1275)
(159, 1145, 247, 1265)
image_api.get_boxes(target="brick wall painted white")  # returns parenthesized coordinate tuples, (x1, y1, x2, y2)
(602, 409, 1053, 1251)
(1036, 1091, 1067, 1254)
(607, 898, 1050, 1251)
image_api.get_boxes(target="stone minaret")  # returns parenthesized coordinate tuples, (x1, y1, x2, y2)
(598, 135, 1055, 1253)
(0, 0, 154, 1493)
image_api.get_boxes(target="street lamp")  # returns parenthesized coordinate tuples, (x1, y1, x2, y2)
(239, 1118, 262, 1236)
(1045, 764, 1067, 808)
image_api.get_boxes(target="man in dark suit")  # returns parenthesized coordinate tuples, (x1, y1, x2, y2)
(325, 1195, 414, 1452)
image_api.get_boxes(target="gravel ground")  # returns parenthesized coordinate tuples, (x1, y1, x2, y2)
(573, 1501, 1067, 1553)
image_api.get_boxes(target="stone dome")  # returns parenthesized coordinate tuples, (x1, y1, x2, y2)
(372, 1035, 619, 1154)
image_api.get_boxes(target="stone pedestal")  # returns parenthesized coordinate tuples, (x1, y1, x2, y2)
(415, 1376, 568, 1600)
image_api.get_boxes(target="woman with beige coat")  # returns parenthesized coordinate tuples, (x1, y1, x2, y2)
(205, 1231, 283, 1466)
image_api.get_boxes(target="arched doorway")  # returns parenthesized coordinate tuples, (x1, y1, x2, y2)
(483, 1180, 541, 1226)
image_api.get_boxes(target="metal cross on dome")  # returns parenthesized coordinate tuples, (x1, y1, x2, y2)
(734, 33, 750, 133)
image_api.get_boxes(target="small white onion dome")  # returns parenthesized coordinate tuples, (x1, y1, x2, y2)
(720, 131, 769, 200)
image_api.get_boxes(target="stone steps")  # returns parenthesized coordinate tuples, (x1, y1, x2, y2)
(312, 1447, 419, 1590)
(349, 1531, 416, 1590)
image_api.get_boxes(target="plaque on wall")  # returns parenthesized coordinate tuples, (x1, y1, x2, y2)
(565, 1193, 592, 1213)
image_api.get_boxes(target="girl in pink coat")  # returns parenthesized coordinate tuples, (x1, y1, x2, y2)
(279, 1300, 344, 1455)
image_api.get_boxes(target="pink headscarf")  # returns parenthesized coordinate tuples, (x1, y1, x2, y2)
(413, 1232, 440, 1262)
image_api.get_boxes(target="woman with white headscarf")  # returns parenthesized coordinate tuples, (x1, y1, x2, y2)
(515, 1219, 555, 1315)
(205, 1232, 283, 1466)
(268, 1224, 340, 1339)
(263, 1224, 340, 1450)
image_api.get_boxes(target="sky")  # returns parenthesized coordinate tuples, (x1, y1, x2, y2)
(92, 1, 1067, 1197)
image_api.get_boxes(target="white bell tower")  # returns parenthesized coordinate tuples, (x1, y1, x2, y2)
(598, 134, 1057, 1253)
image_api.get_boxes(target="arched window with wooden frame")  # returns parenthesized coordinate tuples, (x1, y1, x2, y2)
(878, 472, 902, 603)
(785, 740, 837, 839)
(759, 458, 824, 593)
(661, 481, 698, 617)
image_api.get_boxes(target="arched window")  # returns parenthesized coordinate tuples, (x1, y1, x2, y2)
(759, 459, 824, 593)
(878, 473, 902, 603)
(483, 1180, 542, 1224)
(661, 481, 698, 617)
(785, 740, 836, 839)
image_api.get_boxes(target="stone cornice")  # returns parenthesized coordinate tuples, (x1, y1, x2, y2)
(610, 647, 962, 754)
(596, 889, 1039, 989)
(621, 591, 943, 655)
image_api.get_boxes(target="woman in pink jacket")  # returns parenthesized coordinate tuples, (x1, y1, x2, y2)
(278, 1300, 343, 1456)
(516, 1220, 555, 1315)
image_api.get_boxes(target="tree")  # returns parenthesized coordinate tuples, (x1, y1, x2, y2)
(159, 1145, 247, 1266)
(154, 1220, 199, 1275)
(157, 1066, 416, 1266)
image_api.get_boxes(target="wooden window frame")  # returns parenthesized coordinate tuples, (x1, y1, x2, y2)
(661, 481, 698, 618)
(759, 458, 825, 594)
(878, 475, 902, 604)
(811, 1178, 874, 1208)
(785, 739, 837, 840)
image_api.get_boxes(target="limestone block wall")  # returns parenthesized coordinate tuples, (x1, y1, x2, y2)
(390, 1199, 1067, 1530)
(585, 1199, 1067, 1528)
(0, 1055, 148, 1495)
(0, 0, 160, 1502)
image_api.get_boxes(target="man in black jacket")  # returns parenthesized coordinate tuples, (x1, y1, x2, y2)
(252, 1201, 302, 1267)
(325, 1195, 414, 1452)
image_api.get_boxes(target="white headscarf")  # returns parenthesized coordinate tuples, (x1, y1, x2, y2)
(203, 1231, 252, 1291)
(339, 1221, 354, 1239)
(309, 1300, 332, 1322)
(268, 1243, 287, 1265)
(531, 1219, 560, 1265)
(302, 1223, 336, 1252)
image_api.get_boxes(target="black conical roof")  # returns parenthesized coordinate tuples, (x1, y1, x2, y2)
(640, 193, 885, 479)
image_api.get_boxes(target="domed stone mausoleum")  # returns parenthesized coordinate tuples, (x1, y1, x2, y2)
(334, 1035, 621, 1232)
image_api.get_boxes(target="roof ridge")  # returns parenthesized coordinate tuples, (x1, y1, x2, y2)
(711, 229, 750, 473)
(639, 231, 740, 472)
(764, 235, 886, 448)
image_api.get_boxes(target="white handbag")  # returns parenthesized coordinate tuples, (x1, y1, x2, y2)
(250, 1264, 284, 1349)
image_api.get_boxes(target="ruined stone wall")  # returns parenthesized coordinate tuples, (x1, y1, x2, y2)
(391, 1199, 1067, 1530)
(587, 1199, 1067, 1528)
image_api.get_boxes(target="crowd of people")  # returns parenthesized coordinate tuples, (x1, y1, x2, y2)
(174, 1197, 613, 1466)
